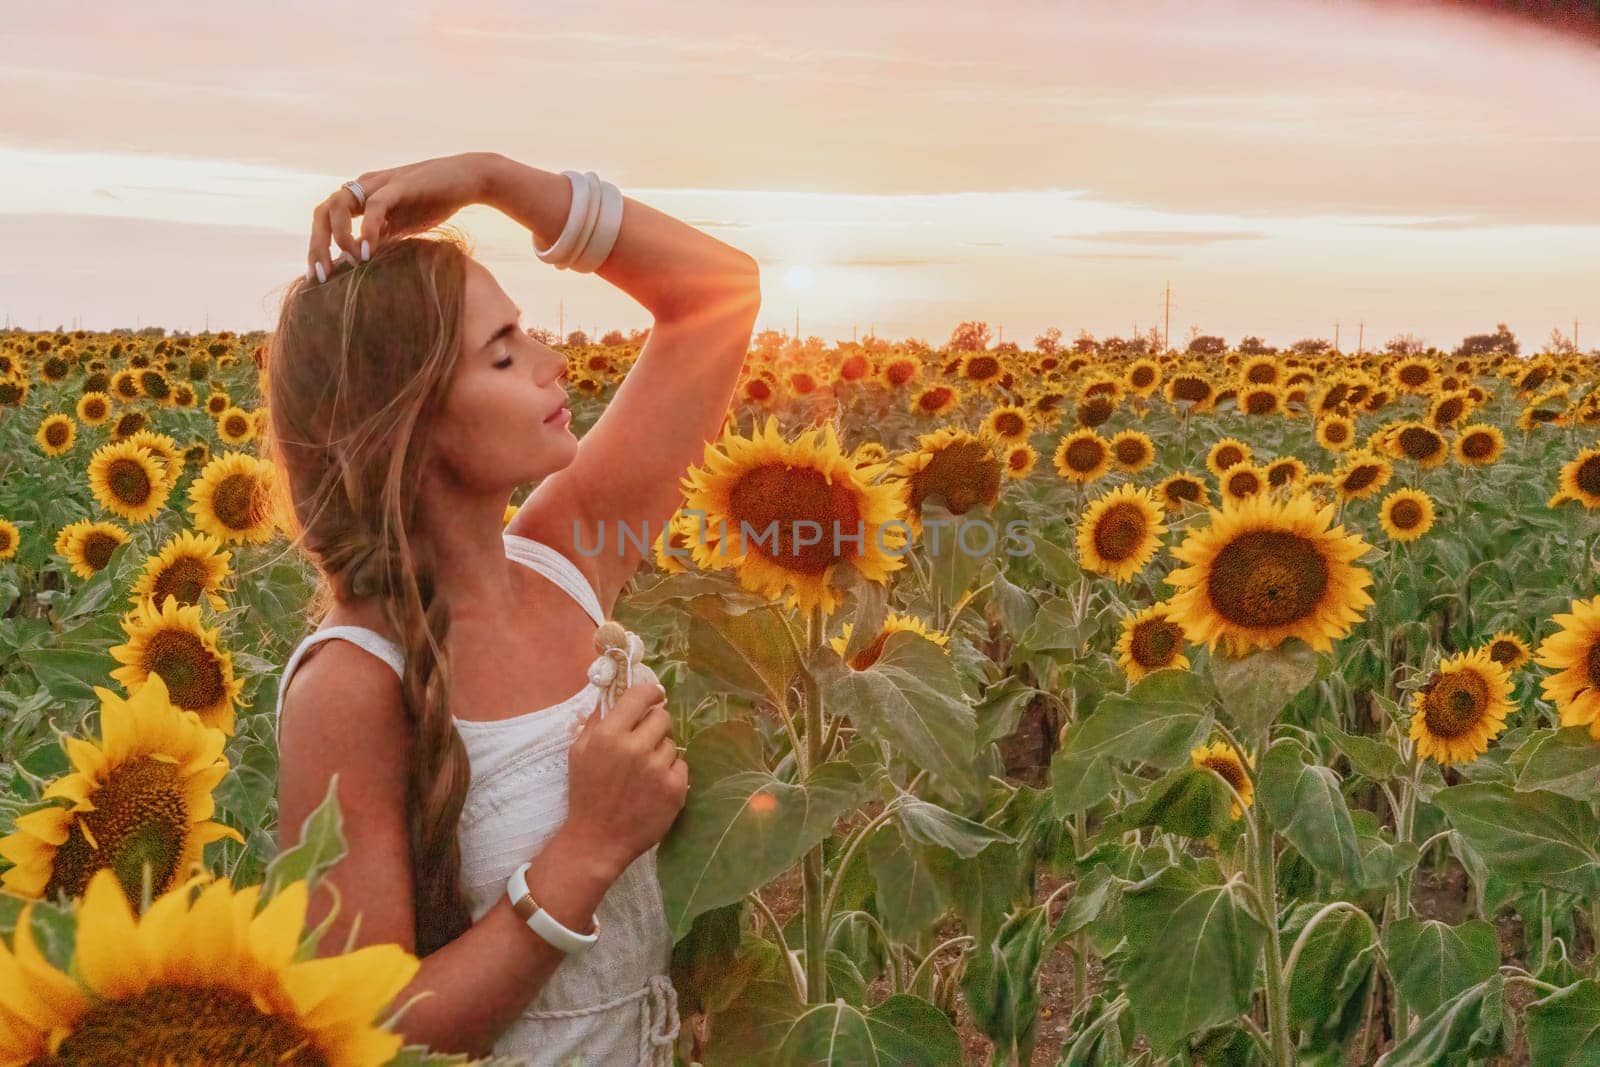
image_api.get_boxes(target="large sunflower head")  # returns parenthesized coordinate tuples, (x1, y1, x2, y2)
(35, 413, 77, 457)
(1190, 740, 1255, 819)
(1334, 451, 1393, 501)
(1483, 631, 1532, 671)
(86, 440, 172, 524)
(1205, 437, 1253, 478)
(1265, 456, 1307, 490)
(1408, 648, 1514, 766)
(680, 415, 908, 616)
(1534, 596, 1600, 738)
(1156, 473, 1209, 513)
(1076, 484, 1167, 583)
(128, 529, 234, 614)
(829, 612, 951, 671)
(1116, 601, 1191, 682)
(186, 450, 278, 545)
(1219, 463, 1267, 504)
(1386, 421, 1449, 469)
(55, 519, 132, 579)
(1053, 429, 1111, 484)
(891, 426, 1005, 530)
(1165, 492, 1375, 654)
(1125, 358, 1162, 397)
(1238, 384, 1283, 418)
(1454, 423, 1505, 467)
(108, 596, 246, 735)
(0, 865, 419, 1067)
(1165, 372, 1215, 411)
(1378, 488, 1435, 542)
(0, 673, 243, 906)
(1109, 429, 1156, 474)
(1315, 414, 1357, 452)
(1551, 447, 1600, 510)
(125, 429, 184, 494)
(983, 404, 1033, 443)
(76, 391, 113, 426)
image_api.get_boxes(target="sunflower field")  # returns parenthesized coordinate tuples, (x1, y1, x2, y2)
(4, 327, 1600, 1065)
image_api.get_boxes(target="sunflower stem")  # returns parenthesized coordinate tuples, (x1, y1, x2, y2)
(801, 602, 829, 1004)
(1248, 768, 1294, 1067)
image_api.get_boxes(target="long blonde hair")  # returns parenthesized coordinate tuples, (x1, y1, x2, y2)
(262, 228, 476, 956)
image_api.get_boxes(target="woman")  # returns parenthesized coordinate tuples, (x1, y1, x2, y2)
(267, 151, 761, 1064)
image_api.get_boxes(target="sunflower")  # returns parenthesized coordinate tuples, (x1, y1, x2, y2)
(35, 414, 77, 457)
(910, 384, 959, 417)
(1333, 451, 1394, 502)
(1408, 648, 1514, 766)
(1483, 630, 1532, 671)
(1238, 384, 1283, 417)
(652, 508, 705, 575)
(1165, 373, 1215, 411)
(0, 673, 242, 905)
(1378, 488, 1435, 542)
(216, 406, 256, 444)
(1550, 447, 1600, 510)
(891, 426, 1005, 531)
(835, 351, 873, 384)
(54, 519, 131, 579)
(1428, 390, 1472, 430)
(681, 415, 907, 616)
(1116, 601, 1191, 681)
(1156, 473, 1209, 513)
(879, 353, 923, 389)
(1076, 484, 1166, 583)
(1240, 356, 1280, 387)
(1454, 423, 1504, 466)
(1392, 357, 1437, 393)
(76, 391, 113, 425)
(109, 596, 246, 735)
(1205, 438, 1253, 478)
(1165, 492, 1375, 654)
(1125, 358, 1162, 397)
(0, 518, 18, 561)
(87, 440, 171, 524)
(125, 428, 184, 494)
(1534, 596, 1600, 738)
(741, 373, 777, 407)
(1074, 392, 1117, 429)
(1385, 421, 1449, 470)
(0, 864, 419, 1067)
(1003, 443, 1039, 480)
(187, 451, 278, 545)
(1315, 415, 1356, 452)
(830, 612, 950, 670)
(851, 440, 889, 468)
(1108, 429, 1156, 474)
(959, 351, 1004, 387)
(1298, 473, 1336, 508)
(1053, 429, 1111, 484)
(1219, 463, 1267, 503)
(1190, 740, 1255, 819)
(1265, 457, 1307, 490)
(983, 404, 1032, 443)
(128, 529, 233, 613)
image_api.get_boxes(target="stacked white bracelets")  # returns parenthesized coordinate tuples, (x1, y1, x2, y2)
(532, 169, 624, 273)
(506, 860, 601, 953)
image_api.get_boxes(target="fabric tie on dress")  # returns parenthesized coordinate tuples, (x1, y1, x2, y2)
(520, 972, 681, 1067)
(574, 620, 660, 738)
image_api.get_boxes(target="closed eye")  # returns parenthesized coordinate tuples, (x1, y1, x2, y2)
(494, 354, 513, 369)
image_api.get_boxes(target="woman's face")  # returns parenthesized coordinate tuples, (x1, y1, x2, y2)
(428, 256, 576, 494)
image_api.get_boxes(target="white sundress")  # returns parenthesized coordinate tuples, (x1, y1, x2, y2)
(272, 532, 682, 1067)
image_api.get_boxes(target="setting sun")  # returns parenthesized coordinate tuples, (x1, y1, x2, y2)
(783, 264, 815, 291)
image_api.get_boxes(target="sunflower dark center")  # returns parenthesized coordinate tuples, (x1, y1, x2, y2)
(1227, 470, 1261, 497)
(1214, 446, 1244, 470)
(728, 463, 864, 574)
(995, 412, 1027, 437)
(38, 984, 328, 1067)
(1398, 427, 1441, 460)
(1114, 439, 1147, 466)
(1268, 463, 1298, 488)
(85, 398, 107, 419)
(1488, 640, 1522, 666)
(1421, 670, 1490, 738)
(1434, 398, 1464, 425)
(1246, 365, 1277, 384)
(1342, 465, 1380, 493)
(747, 379, 772, 400)
(1575, 456, 1600, 497)
(224, 415, 249, 436)
(1165, 479, 1201, 504)
(1206, 530, 1330, 630)
(886, 361, 916, 386)
(1461, 432, 1494, 459)
(107, 458, 154, 504)
(909, 442, 1002, 515)
(45, 421, 70, 447)
(1130, 366, 1156, 387)
(43, 756, 187, 902)
(1389, 499, 1424, 529)
(0, 528, 12, 552)
(1172, 376, 1210, 402)
(964, 356, 1000, 381)
(1199, 753, 1248, 791)
(839, 355, 869, 380)
(1586, 640, 1600, 688)
(1077, 396, 1114, 428)
(1091, 502, 1148, 563)
(1131, 618, 1181, 668)
(152, 558, 211, 608)
(1399, 364, 1430, 386)
(1008, 449, 1032, 472)
(142, 626, 227, 712)
(918, 387, 953, 411)
(1245, 391, 1277, 415)
(1323, 422, 1350, 443)
(849, 630, 892, 671)
(81, 531, 122, 570)
(211, 473, 264, 531)
(1065, 439, 1105, 473)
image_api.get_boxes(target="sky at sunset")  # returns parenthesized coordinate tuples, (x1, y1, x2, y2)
(2, 0, 1597, 350)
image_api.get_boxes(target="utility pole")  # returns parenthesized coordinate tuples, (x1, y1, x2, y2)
(1334, 322, 1340, 352)
(1163, 281, 1171, 353)
(1575, 318, 1581, 350)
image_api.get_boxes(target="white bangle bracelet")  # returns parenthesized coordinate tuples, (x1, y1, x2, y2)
(532, 170, 594, 268)
(570, 178, 624, 274)
(506, 860, 600, 953)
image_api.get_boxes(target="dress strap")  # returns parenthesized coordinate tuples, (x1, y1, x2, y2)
(502, 533, 605, 626)
(273, 626, 404, 742)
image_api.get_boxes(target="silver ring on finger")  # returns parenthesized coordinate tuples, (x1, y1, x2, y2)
(342, 179, 367, 209)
